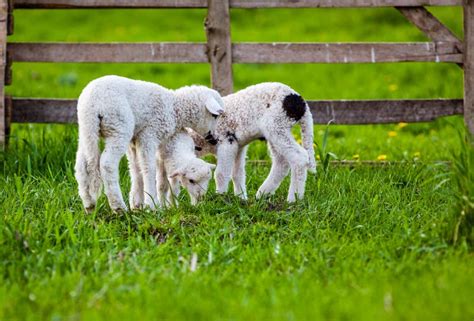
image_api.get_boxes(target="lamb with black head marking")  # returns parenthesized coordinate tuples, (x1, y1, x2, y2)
(189, 82, 316, 202)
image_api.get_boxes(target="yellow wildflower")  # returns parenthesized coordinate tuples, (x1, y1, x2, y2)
(388, 84, 398, 92)
(413, 152, 421, 158)
(377, 154, 388, 161)
(388, 131, 397, 137)
(316, 155, 321, 160)
(352, 154, 360, 160)
(397, 122, 408, 129)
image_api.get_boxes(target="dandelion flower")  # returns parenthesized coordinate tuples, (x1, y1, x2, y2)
(388, 84, 398, 92)
(413, 151, 421, 158)
(377, 154, 388, 161)
(388, 131, 397, 137)
(352, 154, 360, 160)
(316, 155, 321, 160)
(397, 122, 408, 129)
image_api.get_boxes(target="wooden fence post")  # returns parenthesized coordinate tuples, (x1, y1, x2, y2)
(465, 0, 474, 135)
(0, 0, 7, 147)
(205, 0, 233, 96)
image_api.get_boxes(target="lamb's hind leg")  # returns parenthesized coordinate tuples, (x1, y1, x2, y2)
(127, 144, 144, 210)
(232, 146, 248, 200)
(256, 142, 290, 199)
(264, 129, 308, 202)
(100, 137, 130, 212)
(75, 149, 99, 213)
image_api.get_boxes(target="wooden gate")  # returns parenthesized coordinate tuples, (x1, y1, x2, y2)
(0, 0, 472, 146)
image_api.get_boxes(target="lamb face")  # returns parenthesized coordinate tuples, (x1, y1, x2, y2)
(170, 158, 216, 205)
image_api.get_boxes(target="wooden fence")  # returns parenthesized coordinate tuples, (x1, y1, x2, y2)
(1, 0, 473, 146)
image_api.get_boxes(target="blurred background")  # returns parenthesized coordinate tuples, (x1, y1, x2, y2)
(5, 7, 465, 160)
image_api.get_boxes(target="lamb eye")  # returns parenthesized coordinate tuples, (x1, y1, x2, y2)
(189, 179, 196, 184)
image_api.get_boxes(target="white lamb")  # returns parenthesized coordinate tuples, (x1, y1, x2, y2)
(189, 82, 316, 202)
(74, 75, 224, 213)
(156, 132, 216, 206)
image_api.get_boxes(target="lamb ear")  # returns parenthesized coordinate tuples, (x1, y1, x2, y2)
(205, 97, 224, 116)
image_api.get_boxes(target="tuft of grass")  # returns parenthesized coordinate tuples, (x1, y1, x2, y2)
(450, 129, 474, 245)
(315, 121, 338, 173)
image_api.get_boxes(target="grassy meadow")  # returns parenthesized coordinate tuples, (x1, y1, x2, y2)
(1, 6, 473, 321)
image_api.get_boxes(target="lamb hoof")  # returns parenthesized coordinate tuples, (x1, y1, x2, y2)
(130, 203, 143, 211)
(111, 201, 128, 213)
(85, 205, 95, 214)
(236, 193, 248, 200)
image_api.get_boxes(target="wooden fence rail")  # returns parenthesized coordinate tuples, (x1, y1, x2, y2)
(9, 98, 463, 125)
(12, 0, 464, 8)
(8, 42, 463, 64)
(0, 0, 473, 147)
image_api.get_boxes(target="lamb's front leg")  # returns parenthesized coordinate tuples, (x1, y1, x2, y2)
(136, 136, 158, 210)
(215, 142, 239, 195)
(232, 145, 248, 200)
(127, 144, 144, 210)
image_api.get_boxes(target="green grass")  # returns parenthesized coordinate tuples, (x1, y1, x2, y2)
(1, 7, 473, 321)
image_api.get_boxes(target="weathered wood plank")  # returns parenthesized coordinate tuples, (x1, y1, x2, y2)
(464, 0, 474, 135)
(14, 0, 208, 8)
(4, 95, 11, 141)
(232, 42, 462, 63)
(8, 42, 462, 64)
(206, 0, 233, 95)
(5, 50, 11, 85)
(230, 0, 462, 7)
(13, 0, 462, 8)
(11, 98, 463, 125)
(0, 0, 7, 147)
(7, 0, 12, 35)
(396, 7, 462, 50)
(12, 98, 77, 123)
(8, 42, 208, 63)
(308, 99, 463, 124)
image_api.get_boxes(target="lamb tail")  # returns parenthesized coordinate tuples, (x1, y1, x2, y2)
(299, 104, 317, 173)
